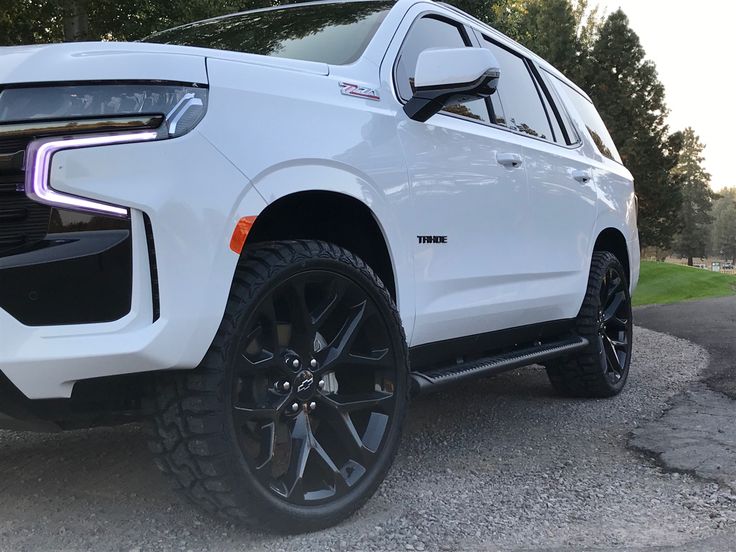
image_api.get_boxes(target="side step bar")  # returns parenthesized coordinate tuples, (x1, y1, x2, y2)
(410, 336, 589, 396)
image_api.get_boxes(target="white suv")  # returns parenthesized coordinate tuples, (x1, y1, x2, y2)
(0, 0, 638, 531)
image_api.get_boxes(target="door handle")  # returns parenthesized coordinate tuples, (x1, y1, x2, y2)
(572, 169, 592, 184)
(497, 152, 523, 168)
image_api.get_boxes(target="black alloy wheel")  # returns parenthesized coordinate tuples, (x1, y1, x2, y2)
(149, 241, 408, 532)
(233, 269, 399, 505)
(546, 251, 633, 398)
(596, 263, 632, 386)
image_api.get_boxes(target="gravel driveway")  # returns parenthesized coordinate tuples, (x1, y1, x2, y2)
(2, 327, 735, 551)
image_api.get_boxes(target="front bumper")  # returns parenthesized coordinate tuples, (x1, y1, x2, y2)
(0, 130, 267, 399)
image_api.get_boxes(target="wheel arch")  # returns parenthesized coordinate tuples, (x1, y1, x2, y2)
(593, 227, 630, 284)
(245, 191, 398, 301)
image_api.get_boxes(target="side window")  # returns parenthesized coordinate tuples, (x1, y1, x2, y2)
(482, 38, 553, 141)
(396, 16, 491, 124)
(556, 78, 622, 163)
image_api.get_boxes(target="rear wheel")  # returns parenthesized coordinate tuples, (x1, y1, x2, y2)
(148, 240, 408, 532)
(546, 251, 633, 398)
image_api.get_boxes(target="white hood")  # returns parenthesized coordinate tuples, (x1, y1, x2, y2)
(0, 42, 209, 85)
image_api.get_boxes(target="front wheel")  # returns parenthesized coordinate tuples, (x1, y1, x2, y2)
(546, 251, 633, 398)
(148, 241, 408, 532)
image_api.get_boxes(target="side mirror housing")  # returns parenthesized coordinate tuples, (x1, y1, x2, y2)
(404, 47, 500, 123)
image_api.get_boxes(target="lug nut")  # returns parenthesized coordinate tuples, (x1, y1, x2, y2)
(292, 358, 301, 369)
(310, 359, 318, 368)
(290, 402, 299, 412)
(308, 401, 317, 411)
(282, 381, 291, 391)
(318, 379, 325, 390)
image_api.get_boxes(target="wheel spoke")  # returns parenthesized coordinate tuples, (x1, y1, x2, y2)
(319, 300, 369, 372)
(345, 348, 393, 369)
(282, 413, 312, 499)
(602, 335, 623, 375)
(607, 272, 624, 298)
(608, 315, 629, 330)
(311, 436, 349, 493)
(320, 390, 393, 414)
(316, 396, 369, 463)
(255, 421, 276, 472)
(237, 324, 275, 370)
(603, 291, 625, 323)
(233, 393, 291, 424)
(312, 280, 345, 330)
(291, 279, 316, 336)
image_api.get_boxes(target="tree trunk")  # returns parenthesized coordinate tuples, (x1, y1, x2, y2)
(687, 256, 693, 266)
(63, 0, 90, 42)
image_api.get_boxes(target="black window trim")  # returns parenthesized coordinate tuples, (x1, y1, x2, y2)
(536, 66, 582, 147)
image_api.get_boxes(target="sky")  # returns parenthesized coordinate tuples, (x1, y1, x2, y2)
(596, 0, 734, 191)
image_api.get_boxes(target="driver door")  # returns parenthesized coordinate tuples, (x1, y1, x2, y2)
(393, 14, 533, 347)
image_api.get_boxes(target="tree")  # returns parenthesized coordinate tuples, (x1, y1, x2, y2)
(0, 0, 62, 44)
(512, 0, 580, 79)
(671, 129, 714, 265)
(711, 189, 736, 262)
(63, 0, 89, 41)
(571, 0, 602, 52)
(583, 9, 682, 249)
(444, 0, 526, 36)
(0, 0, 289, 44)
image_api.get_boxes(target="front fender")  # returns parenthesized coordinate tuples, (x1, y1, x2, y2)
(249, 161, 415, 341)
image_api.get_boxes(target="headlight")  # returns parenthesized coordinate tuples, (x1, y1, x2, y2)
(0, 82, 208, 218)
(0, 82, 208, 138)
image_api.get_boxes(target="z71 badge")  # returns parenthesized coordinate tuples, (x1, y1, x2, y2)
(339, 82, 380, 101)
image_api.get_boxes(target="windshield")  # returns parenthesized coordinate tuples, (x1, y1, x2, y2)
(144, 2, 394, 65)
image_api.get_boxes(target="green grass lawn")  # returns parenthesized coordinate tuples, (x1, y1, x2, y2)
(633, 261, 736, 306)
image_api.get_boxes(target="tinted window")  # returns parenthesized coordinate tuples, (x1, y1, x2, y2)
(557, 79, 622, 163)
(144, 2, 393, 65)
(396, 16, 490, 124)
(483, 39, 553, 141)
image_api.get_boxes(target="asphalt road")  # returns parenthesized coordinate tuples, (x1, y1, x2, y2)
(635, 295, 736, 397)
(3, 327, 736, 551)
(630, 296, 736, 508)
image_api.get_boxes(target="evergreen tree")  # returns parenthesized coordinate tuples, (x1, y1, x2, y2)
(571, 0, 602, 52)
(671, 129, 714, 265)
(711, 189, 736, 262)
(0, 0, 63, 44)
(446, 0, 526, 36)
(513, 0, 581, 80)
(583, 9, 682, 249)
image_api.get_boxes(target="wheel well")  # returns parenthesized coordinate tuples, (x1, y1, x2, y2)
(245, 191, 397, 300)
(594, 228, 630, 283)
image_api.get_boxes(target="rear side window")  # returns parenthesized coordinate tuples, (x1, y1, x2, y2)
(396, 16, 491, 124)
(557, 79, 622, 163)
(482, 38, 553, 142)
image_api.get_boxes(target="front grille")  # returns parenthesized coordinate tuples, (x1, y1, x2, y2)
(0, 137, 51, 255)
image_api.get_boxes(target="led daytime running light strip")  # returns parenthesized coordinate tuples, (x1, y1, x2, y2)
(25, 131, 159, 218)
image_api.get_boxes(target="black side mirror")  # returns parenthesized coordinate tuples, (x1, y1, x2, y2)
(404, 47, 501, 123)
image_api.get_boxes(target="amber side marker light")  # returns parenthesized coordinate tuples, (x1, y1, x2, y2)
(230, 216, 257, 254)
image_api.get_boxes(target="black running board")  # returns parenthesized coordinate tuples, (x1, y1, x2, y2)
(410, 336, 589, 396)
